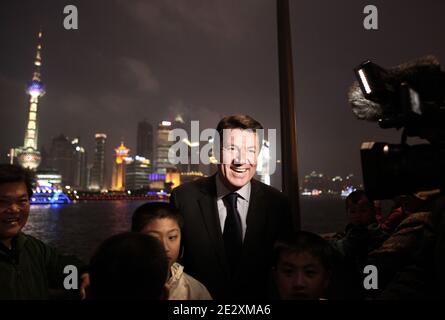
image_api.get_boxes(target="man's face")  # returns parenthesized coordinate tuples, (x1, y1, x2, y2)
(275, 251, 330, 300)
(347, 197, 375, 226)
(0, 182, 30, 241)
(218, 129, 259, 190)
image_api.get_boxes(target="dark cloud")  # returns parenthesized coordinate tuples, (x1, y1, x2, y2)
(120, 57, 160, 93)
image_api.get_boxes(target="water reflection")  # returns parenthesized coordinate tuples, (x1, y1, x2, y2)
(22, 198, 347, 263)
(23, 200, 147, 262)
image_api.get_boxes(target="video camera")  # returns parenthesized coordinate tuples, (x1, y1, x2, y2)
(349, 55, 445, 199)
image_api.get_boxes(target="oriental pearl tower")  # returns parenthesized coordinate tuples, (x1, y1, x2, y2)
(16, 30, 46, 170)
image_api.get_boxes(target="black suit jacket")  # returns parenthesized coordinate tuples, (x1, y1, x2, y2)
(170, 174, 293, 299)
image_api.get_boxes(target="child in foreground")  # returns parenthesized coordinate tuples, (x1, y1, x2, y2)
(273, 231, 334, 300)
(132, 202, 212, 300)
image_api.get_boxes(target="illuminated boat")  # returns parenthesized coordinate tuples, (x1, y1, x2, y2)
(30, 189, 71, 204)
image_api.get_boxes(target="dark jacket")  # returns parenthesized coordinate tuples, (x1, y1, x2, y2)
(329, 222, 388, 299)
(331, 222, 388, 260)
(366, 212, 436, 299)
(170, 175, 293, 299)
(0, 232, 85, 300)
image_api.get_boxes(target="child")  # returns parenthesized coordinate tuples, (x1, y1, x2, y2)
(273, 231, 333, 300)
(89, 232, 169, 300)
(132, 202, 212, 300)
(332, 190, 388, 259)
(329, 190, 389, 299)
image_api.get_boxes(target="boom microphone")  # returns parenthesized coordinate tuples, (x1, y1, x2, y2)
(348, 82, 383, 121)
(348, 55, 445, 125)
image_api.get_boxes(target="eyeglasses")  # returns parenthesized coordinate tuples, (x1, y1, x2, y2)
(0, 197, 30, 210)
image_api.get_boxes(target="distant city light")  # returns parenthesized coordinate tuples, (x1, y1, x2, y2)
(341, 186, 356, 198)
(182, 138, 199, 147)
(30, 189, 71, 204)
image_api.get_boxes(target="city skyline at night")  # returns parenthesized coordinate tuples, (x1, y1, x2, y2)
(2, 1, 445, 191)
(2, 2, 445, 304)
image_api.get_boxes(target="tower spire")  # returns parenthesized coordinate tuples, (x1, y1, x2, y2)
(32, 30, 43, 82)
(15, 30, 46, 170)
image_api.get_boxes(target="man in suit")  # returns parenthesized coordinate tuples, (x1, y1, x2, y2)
(170, 114, 293, 299)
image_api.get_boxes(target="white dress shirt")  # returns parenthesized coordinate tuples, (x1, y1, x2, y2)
(216, 173, 251, 241)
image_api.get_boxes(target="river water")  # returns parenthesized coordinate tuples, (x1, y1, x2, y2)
(23, 198, 347, 262)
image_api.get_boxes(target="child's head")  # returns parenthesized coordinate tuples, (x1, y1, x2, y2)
(132, 202, 183, 270)
(273, 231, 332, 300)
(89, 232, 169, 300)
(345, 190, 376, 226)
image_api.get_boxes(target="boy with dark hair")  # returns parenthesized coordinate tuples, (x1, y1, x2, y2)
(132, 202, 212, 300)
(328, 190, 388, 299)
(273, 231, 333, 300)
(89, 232, 169, 300)
(332, 190, 388, 258)
(0, 164, 86, 299)
(132, 201, 184, 232)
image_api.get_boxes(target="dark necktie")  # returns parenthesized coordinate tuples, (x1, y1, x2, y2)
(223, 192, 242, 275)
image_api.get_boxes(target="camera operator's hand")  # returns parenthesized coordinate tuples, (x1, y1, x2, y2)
(79, 272, 90, 300)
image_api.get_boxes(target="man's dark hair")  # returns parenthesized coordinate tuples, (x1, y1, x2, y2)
(345, 190, 374, 211)
(0, 164, 35, 198)
(273, 231, 334, 272)
(215, 114, 264, 146)
(89, 232, 169, 300)
(216, 114, 263, 133)
(132, 202, 184, 232)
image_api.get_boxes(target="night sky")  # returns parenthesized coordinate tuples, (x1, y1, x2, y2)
(1, 0, 445, 189)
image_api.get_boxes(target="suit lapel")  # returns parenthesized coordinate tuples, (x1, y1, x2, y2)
(197, 175, 229, 274)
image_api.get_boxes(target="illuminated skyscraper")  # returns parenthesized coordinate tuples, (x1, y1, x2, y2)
(90, 133, 107, 190)
(15, 31, 45, 170)
(136, 120, 153, 168)
(257, 140, 271, 186)
(47, 134, 74, 186)
(71, 138, 88, 190)
(111, 142, 130, 191)
(125, 156, 151, 190)
(155, 121, 175, 173)
(171, 115, 200, 173)
(45, 135, 87, 189)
